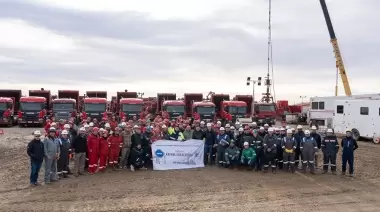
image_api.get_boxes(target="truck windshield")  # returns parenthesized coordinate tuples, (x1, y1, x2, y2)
(84, 103, 106, 112)
(122, 104, 142, 112)
(53, 103, 74, 111)
(20, 102, 44, 111)
(228, 106, 246, 114)
(166, 105, 185, 113)
(0, 103, 8, 110)
(257, 104, 276, 112)
(197, 106, 215, 114)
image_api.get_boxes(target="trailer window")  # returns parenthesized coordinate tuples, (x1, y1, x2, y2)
(318, 102, 325, 110)
(311, 102, 318, 109)
(336, 105, 344, 114)
(360, 107, 369, 115)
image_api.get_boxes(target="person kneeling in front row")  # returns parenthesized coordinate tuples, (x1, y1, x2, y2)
(130, 143, 146, 171)
(241, 142, 256, 170)
(224, 140, 240, 169)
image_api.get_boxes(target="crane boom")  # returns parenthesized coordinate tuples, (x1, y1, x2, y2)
(319, 0, 352, 96)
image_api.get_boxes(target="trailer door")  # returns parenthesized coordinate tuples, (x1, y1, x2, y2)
(332, 101, 347, 134)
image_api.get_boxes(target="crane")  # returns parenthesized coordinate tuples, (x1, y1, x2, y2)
(319, 0, 352, 96)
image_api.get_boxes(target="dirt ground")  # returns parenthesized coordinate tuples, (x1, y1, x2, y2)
(1, 127, 380, 212)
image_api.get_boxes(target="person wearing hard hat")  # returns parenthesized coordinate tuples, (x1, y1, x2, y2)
(281, 129, 297, 172)
(275, 128, 285, 170)
(43, 127, 60, 184)
(216, 127, 230, 166)
(204, 123, 217, 165)
(130, 142, 145, 171)
(263, 127, 278, 173)
(141, 126, 154, 167)
(192, 125, 205, 140)
(251, 122, 258, 130)
(119, 124, 133, 169)
(310, 126, 322, 169)
(87, 127, 100, 174)
(294, 125, 305, 169)
(57, 130, 71, 178)
(235, 127, 245, 149)
(131, 125, 142, 149)
(168, 125, 185, 141)
(263, 124, 269, 131)
(224, 140, 241, 169)
(341, 129, 358, 177)
(98, 129, 109, 172)
(321, 128, 339, 174)
(71, 127, 87, 177)
(27, 130, 44, 186)
(251, 129, 264, 171)
(160, 125, 170, 140)
(235, 121, 241, 130)
(108, 127, 123, 171)
(240, 141, 256, 170)
(258, 127, 266, 137)
(300, 130, 318, 174)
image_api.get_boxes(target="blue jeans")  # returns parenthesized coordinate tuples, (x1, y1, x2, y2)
(204, 145, 214, 164)
(30, 160, 43, 184)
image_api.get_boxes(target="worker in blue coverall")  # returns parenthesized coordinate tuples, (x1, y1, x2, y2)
(341, 129, 358, 177)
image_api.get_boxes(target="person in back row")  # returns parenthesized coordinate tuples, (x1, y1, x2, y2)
(27, 130, 44, 186)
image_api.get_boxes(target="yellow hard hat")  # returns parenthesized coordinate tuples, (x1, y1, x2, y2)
(346, 129, 352, 132)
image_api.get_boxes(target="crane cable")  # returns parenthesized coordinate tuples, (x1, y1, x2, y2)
(267, 0, 276, 102)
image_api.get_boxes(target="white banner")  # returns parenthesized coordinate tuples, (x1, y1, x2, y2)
(151, 139, 205, 171)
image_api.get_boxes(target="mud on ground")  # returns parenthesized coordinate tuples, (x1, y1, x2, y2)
(1, 127, 380, 212)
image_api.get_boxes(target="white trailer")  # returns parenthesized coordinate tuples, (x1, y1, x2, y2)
(308, 94, 380, 128)
(332, 99, 380, 143)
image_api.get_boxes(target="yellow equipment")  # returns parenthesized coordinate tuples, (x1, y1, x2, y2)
(319, 0, 352, 96)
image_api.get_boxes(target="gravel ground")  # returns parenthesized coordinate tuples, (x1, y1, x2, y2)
(1, 127, 380, 212)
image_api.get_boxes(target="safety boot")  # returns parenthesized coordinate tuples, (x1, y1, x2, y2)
(309, 164, 315, 174)
(291, 164, 296, 173)
(331, 170, 336, 175)
(272, 167, 276, 174)
(283, 164, 289, 172)
(263, 167, 268, 173)
(302, 163, 307, 173)
(322, 170, 328, 174)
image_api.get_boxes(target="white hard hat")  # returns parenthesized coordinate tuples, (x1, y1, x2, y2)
(252, 122, 257, 125)
(133, 125, 139, 128)
(84, 124, 89, 128)
(225, 124, 230, 128)
(162, 125, 167, 128)
(280, 127, 285, 131)
(89, 122, 94, 127)
(61, 130, 68, 135)
(206, 123, 212, 127)
(105, 123, 110, 128)
(230, 126, 235, 130)
(51, 122, 57, 126)
(49, 127, 56, 131)
(274, 127, 279, 131)
(99, 128, 105, 132)
(268, 127, 274, 132)
(235, 122, 240, 125)
(285, 126, 290, 129)
(291, 128, 295, 131)
(121, 122, 126, 126)
(219, 127, 225, 131)
(259, 127, 264, 130)
(264, 124, 269, 127)
(311, 126, 317, 130)
(79, 127, 86, 131)
(239, 127, 244, 132)
(286, 129, 292, 134)
(217, 121, 221, 124)
(327, 128, 333, 133)
(64, 124, 70, 129)
(297, 125, 302, 129)
(304, 130, 310, 135)
(243, 142, 249, 146)
(200, 121, 205, 125)
(34, 130, 41, 136)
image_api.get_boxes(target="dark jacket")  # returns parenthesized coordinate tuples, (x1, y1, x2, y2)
(131, 133, 143, 149)
(204, 130, 216, 146)
(192, 130, 205, 140)
(341, 136, 358, 154)
(27, 139, 45, 162)
(71, 135, 87, 153)
(311, 132, 322, 149)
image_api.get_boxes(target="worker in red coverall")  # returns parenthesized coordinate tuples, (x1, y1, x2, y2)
(98, 129, 109, 172)
(109, 116, 118, 130)
(44, 120, 51, 133)
(108, 127, 122, 170)
(87, 127, 100, 174)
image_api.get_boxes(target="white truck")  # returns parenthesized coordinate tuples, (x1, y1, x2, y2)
(332, 99, 380, 143)
(308, 94, 380, 128)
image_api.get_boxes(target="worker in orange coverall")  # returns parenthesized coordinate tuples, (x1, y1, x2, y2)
(108, 127, 122, 170)
(87, 127, 100, 174)
(98, 129, 109, 172)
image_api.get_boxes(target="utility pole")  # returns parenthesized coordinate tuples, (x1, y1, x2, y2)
(300, 96, 307, 105)
(247, 77, 262, 117)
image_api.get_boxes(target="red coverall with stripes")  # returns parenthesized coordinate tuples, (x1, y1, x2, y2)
(108, 135, 122, 165)
(87, 134, 99, 173)
(98, 136, 109, 170)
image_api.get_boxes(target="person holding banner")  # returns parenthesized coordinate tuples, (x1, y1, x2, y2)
(168, 126, 185, 141)
(216, 127, 230, 166)
(224, 140, 240, 169)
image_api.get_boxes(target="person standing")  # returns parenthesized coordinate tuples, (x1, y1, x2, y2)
(98, 130, 110, 172)
(321, 128, 339, 174)
(57, 130, 71, 178)
(300, 130, 318, 174)
(87, 127, 100, 174)
(263, 128, 277, 174)
(71, 127, 87, 177)
(43, 127, 60, 184)
(341, 129, 358, 177)
(27, 130, 44, 186)
(108, 127, 123, 170)
(281, 129, 296, 172)
(119, 125, 133, 169)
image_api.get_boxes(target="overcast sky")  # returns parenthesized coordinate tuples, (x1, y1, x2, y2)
(0, 0, 378, 103)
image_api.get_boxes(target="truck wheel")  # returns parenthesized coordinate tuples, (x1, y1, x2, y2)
(7, 119, 13, 128)
(373, 137, 380, 144)
(352, 128, 360, 141)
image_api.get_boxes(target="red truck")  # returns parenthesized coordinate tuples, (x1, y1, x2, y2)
(81, 97, 108, 121)
(0, 89, 22, 126)
(29, 89, 51, 112)
(116, 91, 138, 113)
(51, 90, 80, 120)
(184, 93, 203, 117)
(192, 101, 216, 121)
(119, 98, 144, 120)
(234, 95, 253, 116)
(156, 93, 176, 115)
(18, 96, 47, 127)
(86, 91, 107, 98)
(253, 103, 277, 126)
(162, 100, 186, 119)
(220, 101, 248, 121)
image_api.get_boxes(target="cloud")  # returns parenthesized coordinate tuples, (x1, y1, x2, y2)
(0, 0, 379, 102)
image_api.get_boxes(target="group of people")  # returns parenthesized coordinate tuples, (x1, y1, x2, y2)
(26, 115, 359, 186)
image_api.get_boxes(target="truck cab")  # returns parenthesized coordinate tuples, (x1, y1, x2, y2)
(0, 98, 14, 126)
(162, 100, 185, 119)
(192, 101, 216, 121)
(119, 98, 144, 120)
(221, 101, 248, 121)
(82, 98, 107, 121)
(52, 99, 76, 121)
(253, 103, 277, 126)
(18, 96, 47, 126)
